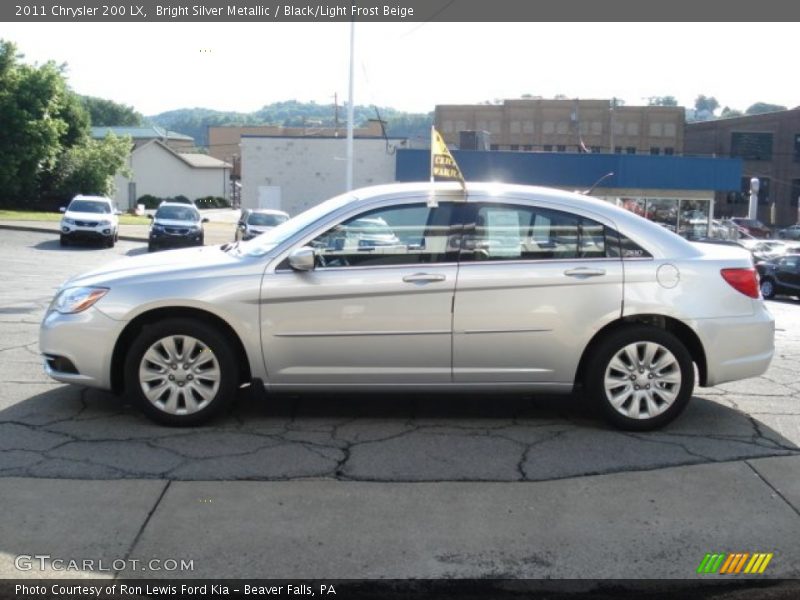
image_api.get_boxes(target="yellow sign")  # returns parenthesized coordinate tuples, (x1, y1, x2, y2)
(430, 127, 466, 191)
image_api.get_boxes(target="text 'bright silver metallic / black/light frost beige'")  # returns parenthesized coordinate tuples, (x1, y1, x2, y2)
(40, 183, 775, 429)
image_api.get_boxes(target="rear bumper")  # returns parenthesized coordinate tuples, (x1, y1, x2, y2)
(692, 304, 775, 386)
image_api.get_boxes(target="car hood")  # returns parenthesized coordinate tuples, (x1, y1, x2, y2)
(64, 211, 114, 221)
(62, 245, 240, 289)
(153, 219, 200, 227)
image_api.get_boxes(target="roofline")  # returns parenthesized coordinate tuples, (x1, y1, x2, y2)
(240, 134, 407, 141)
(135, 139, 232, 169)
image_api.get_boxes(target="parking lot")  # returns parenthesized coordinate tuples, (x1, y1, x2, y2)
(1, 228, 800, 581)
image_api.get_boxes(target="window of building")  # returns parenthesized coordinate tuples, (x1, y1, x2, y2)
(490, 144, 499, 151)
(791, 179, 800, 207)
(591, 146, 601, 153)
(626, 147, 637, 154)
(650, 147, 661, 155)
(614, 146, 622, 154)
(522, 145, 533, 151)
(664, 123, 677, 138)
(557, 145, 567, 152)
(649, 123, 663, 137)
(730, 132, 773, 161)
(523, 121, 534, 134)
(543, 144, 553, 152)
(664, 147, 674, 156)
(737, 177, 771, 205)
(794, 134, 800, 162)
(510, 144, 519, 151)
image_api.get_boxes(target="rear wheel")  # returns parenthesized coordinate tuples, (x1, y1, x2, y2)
(760, 278, 776, 299)
(124, 318, 238, 426)
(585, 326, 694, 430)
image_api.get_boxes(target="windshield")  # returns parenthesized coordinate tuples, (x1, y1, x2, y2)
(248, 212, 288, 227)
(68, 200, 110, 214)
(238, 192, 356, 257)
(155, 206, 200, 222)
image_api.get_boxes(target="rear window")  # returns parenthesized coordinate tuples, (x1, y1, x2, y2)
(248, 212, 288, 227)
(155, 206, 200, 221)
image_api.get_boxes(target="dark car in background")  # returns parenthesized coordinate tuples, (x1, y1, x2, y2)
(731, 217, 771, 239)
(148, 203, 208, 252)
(755, 254, 800, 300)
(235, 209, 290, 241)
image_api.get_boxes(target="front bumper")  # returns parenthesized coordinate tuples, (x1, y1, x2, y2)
(150, 230, 203, 248)
(61, 225, 115, 240)
(40, 306, 125, 390)
(692, 303, 775, 387)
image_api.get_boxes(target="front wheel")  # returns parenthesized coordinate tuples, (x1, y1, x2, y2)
(124, 318, 238, 425)
(585, 326, 694, 431)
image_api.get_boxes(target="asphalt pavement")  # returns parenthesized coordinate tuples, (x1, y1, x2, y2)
(0, 227, 799, 582)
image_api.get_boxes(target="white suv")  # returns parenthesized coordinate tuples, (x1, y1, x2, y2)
(59, 195, 120, 248)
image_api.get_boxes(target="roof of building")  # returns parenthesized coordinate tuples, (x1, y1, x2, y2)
(136, 140, 231, 169)
(91, 126, 194, 141)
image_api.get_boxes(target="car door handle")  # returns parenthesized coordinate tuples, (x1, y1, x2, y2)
(402, 273, 447, 283)
(564, 267, 606, 278)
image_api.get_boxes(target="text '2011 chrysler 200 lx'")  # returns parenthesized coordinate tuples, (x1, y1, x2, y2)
(40, 183, 775, 429)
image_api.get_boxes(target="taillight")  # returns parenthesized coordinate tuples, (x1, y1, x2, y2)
(721, 268, 760, 299)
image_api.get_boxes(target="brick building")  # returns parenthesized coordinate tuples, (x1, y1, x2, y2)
(685, 109, 800, 226)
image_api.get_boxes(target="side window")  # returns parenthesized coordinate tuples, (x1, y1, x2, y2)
(605, 228, 653, 259)
(308, 202, 457, 268)
(462, 203, 609, 261)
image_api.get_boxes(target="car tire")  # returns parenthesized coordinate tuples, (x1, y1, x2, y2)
(760, 278, 776, 299)
(585, 325, 694, 431)
(124, 318, 238, 426)
(106, 236, 115, 248)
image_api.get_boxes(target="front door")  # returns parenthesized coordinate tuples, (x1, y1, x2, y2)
(260, 200, 460, 385)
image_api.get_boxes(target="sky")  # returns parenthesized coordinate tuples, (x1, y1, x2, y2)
(3, 22, 797, 116)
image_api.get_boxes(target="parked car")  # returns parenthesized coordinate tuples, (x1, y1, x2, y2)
(147, 203, 207, 252)
(235, 209, 290, 241)
(731, 217, 771, 239)
(755, 254, 800, 300)
(776, 224, 800, 240)
(59, 195, 120, 248)
(40, 183, 774, 429)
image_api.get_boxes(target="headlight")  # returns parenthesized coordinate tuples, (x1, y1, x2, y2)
(51, 287, 109, 314)
(97, 220, 111, 226)
(63, 218, 76, 225)
(151, 224, 165, 232)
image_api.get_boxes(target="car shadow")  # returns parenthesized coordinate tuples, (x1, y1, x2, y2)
(33, 239, 106, 252)
(125, 247, 149, 256)
(0, 384, 796, 481)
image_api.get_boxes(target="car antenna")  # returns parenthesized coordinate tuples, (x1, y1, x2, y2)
(582, 172, 615, 195)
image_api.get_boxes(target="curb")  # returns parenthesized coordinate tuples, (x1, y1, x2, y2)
(0, 222, 147, 242)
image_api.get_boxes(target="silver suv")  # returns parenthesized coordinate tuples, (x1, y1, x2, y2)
(59, 195, 119, 248)
(41, 183, 774, 429)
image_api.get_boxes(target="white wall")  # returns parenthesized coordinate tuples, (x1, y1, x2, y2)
(113, 143, 228, 209)
(240, 137, 397, 216)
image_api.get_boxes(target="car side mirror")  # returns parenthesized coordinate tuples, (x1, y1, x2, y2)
(59, 207, 66, 213)
(202, 217, 209, 223)
(146, 214, 154, 220)
(288, 247, 316, 272)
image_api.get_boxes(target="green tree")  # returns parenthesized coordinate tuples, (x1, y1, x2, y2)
(54, 132, 131, 197)
(0, 40, 74, 200)
(720, 106, 744, 119)
(745, 102, 787, 115)
(694, 95, 719, 114)
(81, 95, 143, 126)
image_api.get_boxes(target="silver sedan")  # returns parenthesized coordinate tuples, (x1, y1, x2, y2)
(40, 183, 775, 429)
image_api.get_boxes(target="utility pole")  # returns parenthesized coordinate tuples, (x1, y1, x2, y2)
(333, 92, 339, 136)
(346, 20, 355, 192)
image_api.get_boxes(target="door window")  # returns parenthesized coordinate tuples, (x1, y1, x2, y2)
(308, 202, 457, 268)
(461, 203, 609, 261)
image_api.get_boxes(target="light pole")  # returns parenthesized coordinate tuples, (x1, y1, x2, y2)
(345, 19, 355, 191)
(748, 177, 759, 220)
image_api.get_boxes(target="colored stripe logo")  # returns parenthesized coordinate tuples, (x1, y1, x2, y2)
(697, 553, 773, 574)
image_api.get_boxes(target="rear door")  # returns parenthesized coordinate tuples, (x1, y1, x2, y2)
(452, 199, 624, 384)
